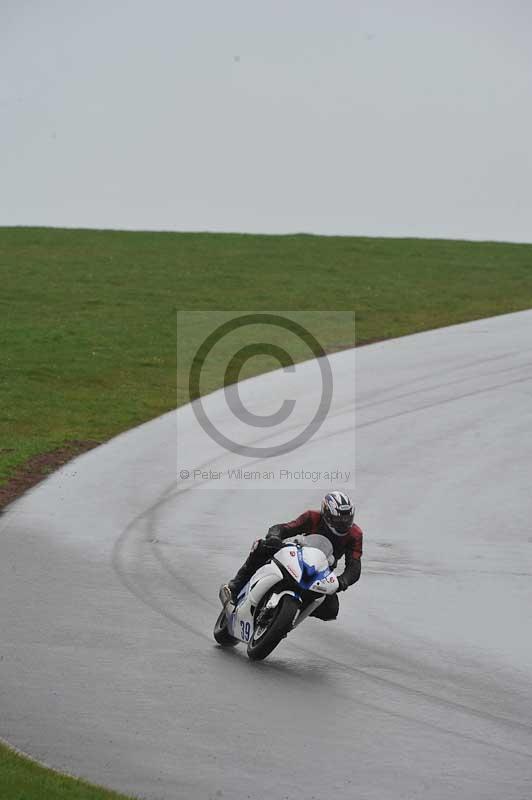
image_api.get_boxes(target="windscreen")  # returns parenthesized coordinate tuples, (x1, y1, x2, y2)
(288, 533, 333, 561)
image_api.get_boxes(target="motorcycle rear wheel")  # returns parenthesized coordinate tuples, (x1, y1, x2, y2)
(247, 595, 300, 661)
(213, 608, 239, 647)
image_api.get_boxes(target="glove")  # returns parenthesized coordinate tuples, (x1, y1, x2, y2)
(337, 574, 349, 593)
(263, 535, 283, 553)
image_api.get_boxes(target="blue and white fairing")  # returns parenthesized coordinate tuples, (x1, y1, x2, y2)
(274, 543, 339, 594)
(225, 535, 339, 644)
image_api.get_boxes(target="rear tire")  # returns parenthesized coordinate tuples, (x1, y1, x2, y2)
(213, 609, 239, 647)
(247, 595, 300, 661)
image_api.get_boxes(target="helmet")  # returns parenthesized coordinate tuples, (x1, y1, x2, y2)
(321, 491, 354, 536)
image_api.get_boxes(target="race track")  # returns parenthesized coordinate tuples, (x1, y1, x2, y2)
(1, 311, 532, 800)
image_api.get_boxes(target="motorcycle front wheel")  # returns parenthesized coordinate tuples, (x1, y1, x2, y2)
(247, 595, 300, 662)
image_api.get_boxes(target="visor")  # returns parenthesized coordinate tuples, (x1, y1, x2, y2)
(332, 517, 353, 533)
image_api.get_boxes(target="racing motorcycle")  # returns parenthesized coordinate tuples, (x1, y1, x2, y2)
(213, 534, 339, 661)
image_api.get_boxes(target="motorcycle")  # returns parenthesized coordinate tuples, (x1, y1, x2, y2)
(213, 534, 339, 661)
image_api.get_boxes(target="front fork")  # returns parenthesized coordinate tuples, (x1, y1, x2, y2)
(292, 595, 325, 628)
(262, 591, 325, 629)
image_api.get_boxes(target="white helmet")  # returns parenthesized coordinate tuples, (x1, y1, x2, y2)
(321, 491, 354, 536)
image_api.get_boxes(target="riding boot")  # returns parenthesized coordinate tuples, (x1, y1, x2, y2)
(227, 552, 262, 600)
(222, 539, 275, 604)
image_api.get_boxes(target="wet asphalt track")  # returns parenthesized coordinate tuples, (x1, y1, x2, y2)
(1, 311, 532, 799)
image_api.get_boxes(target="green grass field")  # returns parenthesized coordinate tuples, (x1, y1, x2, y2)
(0, 746, 135, 800)
(1, 226, 532, 799)
(2, 226, 532, 488)
(0, 744, 133, 800)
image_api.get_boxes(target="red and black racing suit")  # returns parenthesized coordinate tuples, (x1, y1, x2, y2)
(229, 510, 363, 620)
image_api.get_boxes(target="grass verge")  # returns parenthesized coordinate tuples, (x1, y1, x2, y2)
(0, 741, 133, 800)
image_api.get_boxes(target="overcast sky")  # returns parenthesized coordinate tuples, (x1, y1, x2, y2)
(2, 0, 531, 241)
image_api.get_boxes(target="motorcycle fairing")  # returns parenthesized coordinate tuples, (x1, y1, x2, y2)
(224, 542, 339, 644)
(274, 544, 337, 593)
(227, 561, 284, 643)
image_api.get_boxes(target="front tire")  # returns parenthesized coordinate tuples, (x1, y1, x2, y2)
(247, 595, 300, 661)
(213, 609, 239, 647)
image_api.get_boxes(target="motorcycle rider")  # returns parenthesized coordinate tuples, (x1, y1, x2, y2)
(219, 491, 362, 621)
